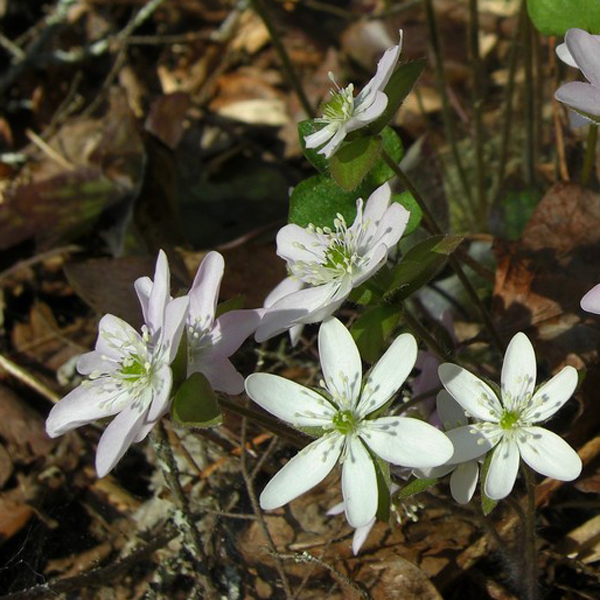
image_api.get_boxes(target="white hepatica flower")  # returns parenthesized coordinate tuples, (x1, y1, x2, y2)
(46, 251, 189, 477)
(245, 317, 453, 528)
(581, 283, 600, 315)
(255, 183, 409, 343)
(555, 28, 600, 123)
(414, 391, 480, 504)
(438, 332, 582, 501)
(305, 32, 403, 158)
(185, 251, 261, 395)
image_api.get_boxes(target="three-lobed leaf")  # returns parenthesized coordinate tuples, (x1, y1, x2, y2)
(172, 372, 222, 428)
(329, 136, 382, 191)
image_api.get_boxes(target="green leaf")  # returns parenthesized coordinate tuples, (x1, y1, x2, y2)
(365, 60, 427, 135)
(348, 266, 393, 306)
(527, 0, 600, 36)
(298, 120, 330, 173)
(396, 477, 438, 499)
(172, 372, 222, 428)
(350, 304, 402, 363)
(392, 191, 422, 236)
(171, 334, 188, 389)
(363, 127, 404, 188)
(330, 136, 382, 191)
(480, 449, 498, 516)
(374, 455, 392, 521)
(385, 235, 464, 302)
(215, 295, 245, 318)
(289, 174, 368, 228)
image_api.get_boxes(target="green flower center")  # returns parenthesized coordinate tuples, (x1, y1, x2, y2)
(321, 85, 354, 122)
(500, 409, 520, 430)
(332, 410, 358, 435)
(121, 355, 149, 380)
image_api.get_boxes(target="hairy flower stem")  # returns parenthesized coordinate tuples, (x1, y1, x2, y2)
(151, 422, 217, 599)
(423, 0, 475, 215)
(581, 124, 598, 188)
(381, 150, 504, 354)
(402, 306, 453, 362)
(522, 465, 539, 600)
(468, 0, 487, 224)
(250, 0, 314, 118)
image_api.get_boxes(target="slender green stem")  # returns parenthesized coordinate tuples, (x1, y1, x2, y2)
(523, 13, 535, 188)
(493, 0, 525, 205)
(151, 422, 217, 599)
(468, 0, 486, 224)
(581, 124, 598, 187)
(402, 307, 453, 362)
(522, 465, 539, 600)
(381, 150, 504, 353)
(250, 0, 314, 118)
(423, 0, 475, 213)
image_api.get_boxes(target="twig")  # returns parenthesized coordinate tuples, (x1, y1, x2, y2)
(151, 422, 217, 599)
(278, 551, 373, 600)
(250, 0, 314, 118)
(522, 465, 539, 600)
(25, 129, 76, 170)
(240, 411, 294, 599)
(581, 124, 598, 187)
(0, 244, 81, 283)
(0, 354, 61, 404)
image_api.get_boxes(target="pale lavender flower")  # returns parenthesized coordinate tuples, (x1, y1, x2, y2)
(581, 283, 600, 315)
(304, 31, 403, 158)
(246, 318, 452, 528)
(46, 251, 188, 477)
(439, 332, 582, 500)
(256, 183, 409, 343)
(555, 28, 600, 123)
(184, 251, 260, 395)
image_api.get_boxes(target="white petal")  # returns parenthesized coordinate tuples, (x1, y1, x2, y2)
(147, 364, 173, 422)
(523, 366, 578, 423)
(188, 251, 224, 327)
(134, 276, 152, 323)
(147, 250, 170, 334)
(197, 356, 245, 395)
(45, 380, 123, 437)
(95, 403, 148, 477)
(414, 463, 455, 479)
(555, 82, 600, 118)
(351, 244, 389, 287)
(164, 296, 189, 363)
(255, 282, 345, 342)
(360, 417, 453, 468)
(342, 436, 378, 528)
(370, 203, 409, 250)
(356, 32, 403, 101)
(581, 283, 600, 315)
(362, 183, 391, 230)
(438, 363, 502, 422)
(445, 425, 498, 463)
(556, 41, 578, 69)
(484, 438, 520, 500)
(501, 332, 536, 411)
(437, 390, 468, 430)
(412, 353, 441, 398)
(212, 309, 261, 356)
(245, 373, 336, 427)
(517, 426, 582, 481)
(304, 124, 336, 149)
(327, 501, 345, 516)
(319, 318, 362, 408)
(565, 28, 600, 86)
(357, 333, 417, 417)
(450, 461, 479, 504)
(264, 277, 305, 308)
(352, 519, 376, 555)
(289, 324, 305, 347)
(95, 314, 141, 360)
(349, 91, 388, 128)
(276, 224, 325, 264)
(318, 124, 348, 158)
(259, 434, 344, 509)
(77, 351, 118, 376)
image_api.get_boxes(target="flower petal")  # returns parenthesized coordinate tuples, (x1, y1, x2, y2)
(319, 318, 362, 408)
(556, 41, 578, 69)
(289, 324, 305, 347)
(276, 224, 325, 264)
(565, 28, 600, 86)
(517, 426, 582, 481)
(304, 124, 336, 149)
(501, 332, 536, 411)
(342, 436, 378, 527)
(164, 296, 189, 363)
(450, 461, 479, 504)
(362, 183, 392, 231)
(264, 276, 305, 308)
(95, 314, 141, 360)
(437, 390, 468, 430)
(259, 434, 344, 509)
(45, 380, 123, 437)
(95, 403, 148, 477)
(352, 519, 376, 555)
(245, 373, 336, 426)
(371, 203, 409, 250)
(360, 416, 453, 468)
(199, 356, 245, 395)
(524, 365, 578, 423)
(357, 333, 417, 417)
(147, 250, 170, 334)
(414, 463, 455, 479)
(445, 425, 498, 463)
(484, 438, 520, 500)
(134, 276, 152, 323)
(351, 244, 389, 288)
(77, 351, 118, 376)
(212, 309, 261, 356)
(555, 81, 600, 118)
(356, 31, 403, 101)
(318, 124, 348, 158)
(438, 363, 502, 422)
(147, 364, 173, 422)
(188, 251, 224, 327)
(349, 91, 388, 128)
(581, 283, 600, 315)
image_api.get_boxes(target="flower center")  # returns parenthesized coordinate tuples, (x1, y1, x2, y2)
(332, 409, 358, 435)
(319, 77, 354, 124)
(500, 409, 520, 430)
(120, 355, 150, 380)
